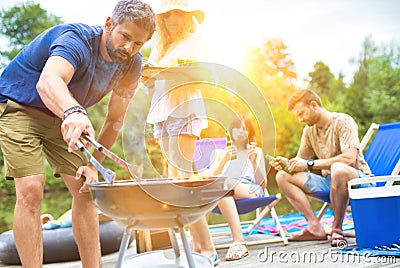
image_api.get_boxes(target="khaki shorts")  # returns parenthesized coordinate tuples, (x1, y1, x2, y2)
(0, 100, 87, 179)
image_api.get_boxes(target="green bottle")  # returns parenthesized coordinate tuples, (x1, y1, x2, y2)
(265, 154, 293, 175)
(225, 130, 237, 160)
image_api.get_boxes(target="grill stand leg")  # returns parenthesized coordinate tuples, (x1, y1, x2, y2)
(115, 227, 132, 268)
(168, 228, 181, 258)
(179, 227, 196, 268)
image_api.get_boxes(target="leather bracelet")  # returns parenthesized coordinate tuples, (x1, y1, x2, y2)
(62, 105, 87, 121)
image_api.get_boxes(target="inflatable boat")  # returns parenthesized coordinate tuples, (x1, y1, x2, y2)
(0, 211, 132, 265)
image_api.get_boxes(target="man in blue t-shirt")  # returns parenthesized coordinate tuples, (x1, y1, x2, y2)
(0, 0, 155, 267)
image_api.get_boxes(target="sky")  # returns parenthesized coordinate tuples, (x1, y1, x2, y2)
(1, 0, 399, 85)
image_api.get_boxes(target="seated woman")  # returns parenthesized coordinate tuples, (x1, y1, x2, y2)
(200, 115, 267, 261)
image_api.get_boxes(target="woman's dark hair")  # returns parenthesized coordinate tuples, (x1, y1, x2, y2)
(229, 115, 256, 143)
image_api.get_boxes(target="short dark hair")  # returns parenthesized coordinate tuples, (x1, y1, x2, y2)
(287, 89, 323, 111)
(112, 0, 156, 40)
(229, 115, 256, 143)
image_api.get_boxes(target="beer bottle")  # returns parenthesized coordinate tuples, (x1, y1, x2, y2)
(265, 154, 293, 175)
(225, 130, 237, 160)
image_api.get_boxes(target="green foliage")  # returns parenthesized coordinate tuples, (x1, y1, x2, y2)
(141, 45, 152, 64)
(345, 37, 377, 131)
(0, 176, 15, 195)
(308, 61, 335, 97)
(327, 72, 347, 110)
(43, 158, 68, 190)
(242, 39, 299, 156)
(242, 35, 400, 159)
(242, 39, 297, 106)
(308, 61, 348, 110)
(271, 103, 302, 157)
(364, 46, 400, 123)
(259, 38, 297, 79)
(346, 37, 400, 133)
(0, 0, 62, 64)
(86, 94, 132, 179)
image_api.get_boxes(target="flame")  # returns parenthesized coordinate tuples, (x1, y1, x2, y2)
(188, 174, 209, 181)
(168, 58, 198, 66)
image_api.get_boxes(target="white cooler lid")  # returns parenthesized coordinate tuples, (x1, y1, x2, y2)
(348, 175, 400, 199)
(349, 185, 400, 199)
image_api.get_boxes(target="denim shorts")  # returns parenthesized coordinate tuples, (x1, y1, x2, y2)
(227, 176, 265, 197)
(303, 170, 367, 194)
(153, 115, 203, 139)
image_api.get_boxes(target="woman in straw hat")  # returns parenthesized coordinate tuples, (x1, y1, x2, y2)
(144, 0, 220, 265)
(146, 0, 208, 179)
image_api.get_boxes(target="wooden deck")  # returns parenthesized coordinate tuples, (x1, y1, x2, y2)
(1, 232, 399, 267)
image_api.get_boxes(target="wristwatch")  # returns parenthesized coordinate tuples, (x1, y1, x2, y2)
(307, 159, 314, 171)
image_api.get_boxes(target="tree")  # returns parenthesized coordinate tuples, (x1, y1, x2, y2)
(345, 37, 376, 131)
(0, 0, 62, 66)
(241, 38, 299, 157)
(307, 61, 347, 112)
(364, 44, 400, 124)
(242, 38, 297, 106)
(347, 37, 400, 132)
(308, 61, 334, 97)
(327, 72, 347, 108)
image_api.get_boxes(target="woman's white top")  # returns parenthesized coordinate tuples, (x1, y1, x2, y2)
(221, 150, 256, 181)
(147, 33, 208, 130)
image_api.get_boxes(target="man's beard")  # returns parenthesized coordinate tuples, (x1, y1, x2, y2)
(306, 110, 320, 126)
(106, 34, 131, 64)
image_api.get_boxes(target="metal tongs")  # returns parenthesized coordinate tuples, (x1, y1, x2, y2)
(76, 135, 142, 184)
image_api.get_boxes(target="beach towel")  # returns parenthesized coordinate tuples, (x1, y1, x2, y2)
(254, 208, 354, 237)
(209, 208, 354, 237)
(339, 244, 400, 258)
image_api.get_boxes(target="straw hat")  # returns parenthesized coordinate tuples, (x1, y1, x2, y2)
(155, 0, 205, 24)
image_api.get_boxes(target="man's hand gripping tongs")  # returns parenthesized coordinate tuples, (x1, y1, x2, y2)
(76, 139, 116, 184)
(77, 135, 142, 184)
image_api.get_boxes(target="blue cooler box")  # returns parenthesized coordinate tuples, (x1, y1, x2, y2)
(348, 176, 400, 248)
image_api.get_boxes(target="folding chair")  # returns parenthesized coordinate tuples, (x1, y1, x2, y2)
(312, 121, 400, 221)
(193, 138, 288, 249)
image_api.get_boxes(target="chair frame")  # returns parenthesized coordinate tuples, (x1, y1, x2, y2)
(210, 190, 288, 249)
(316, 122, 400, 221)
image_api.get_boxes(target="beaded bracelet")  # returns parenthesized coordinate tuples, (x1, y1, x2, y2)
(62, 105, 88, 121)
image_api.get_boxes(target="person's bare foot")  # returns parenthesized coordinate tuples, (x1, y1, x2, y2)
(330, 228, 347, 247)
(289, 228, 327, 241)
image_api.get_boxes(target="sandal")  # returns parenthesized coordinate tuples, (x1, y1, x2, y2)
(330, 228, 347, 248)
(209, 252, 220, 266)
(225, 241, 248, 261)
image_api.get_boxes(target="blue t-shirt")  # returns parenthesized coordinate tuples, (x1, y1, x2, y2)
(0, 23, 141, 110)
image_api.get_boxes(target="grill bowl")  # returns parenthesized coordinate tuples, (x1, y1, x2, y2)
(89, 178, 230, 229)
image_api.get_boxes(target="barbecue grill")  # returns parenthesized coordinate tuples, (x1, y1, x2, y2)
(81, 136, 231, 267)
(89, 179, 231, 267)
